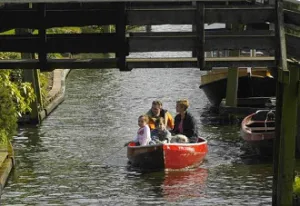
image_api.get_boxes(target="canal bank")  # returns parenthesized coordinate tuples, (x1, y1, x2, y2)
(0, 69, 71, 195)
(39, 69, 71, 121)
(18, 69, 71, 124)
(0, 142, 14, 196)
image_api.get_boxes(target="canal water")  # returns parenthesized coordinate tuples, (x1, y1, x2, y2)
(1, 25, 275, 205)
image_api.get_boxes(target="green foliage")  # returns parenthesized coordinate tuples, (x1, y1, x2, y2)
(0, 70, 35, 143)
(81, 26, 104, 33)
(0, 29, 15, 35)
(294, 176, 300, 195)
(0, 52, 20, 59)
(46, 27, 81, 34)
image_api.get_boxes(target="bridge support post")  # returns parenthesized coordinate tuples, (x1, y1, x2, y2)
(15, 28, 42, 124)
(23, 69, 43, 124)
(273, 63, 298, 205)
(195, 2, 205, 70)
(103, 25, 112, 58)
(116, 2, 129, 71)
(225, 67, 239, 107)
(225, 21, 242, 107)
(145, 25, 151, 32)
(272, 0, 298, 204)
(192, 1, 197, 58)
(225, 47, 240, 107)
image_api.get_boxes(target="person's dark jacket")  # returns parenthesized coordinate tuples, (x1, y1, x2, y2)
(172, 111, 198, 143)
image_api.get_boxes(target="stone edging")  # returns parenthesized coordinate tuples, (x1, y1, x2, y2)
(39, 69, 71, 121)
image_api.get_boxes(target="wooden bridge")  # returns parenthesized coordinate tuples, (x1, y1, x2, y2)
(1, 1, 300, 205)
(0, 0, 299, 71)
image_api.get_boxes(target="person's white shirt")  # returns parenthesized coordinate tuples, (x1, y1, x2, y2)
(134, 125, 151, 146)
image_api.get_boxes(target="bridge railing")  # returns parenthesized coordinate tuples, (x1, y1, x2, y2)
(0, 0, 298, 70)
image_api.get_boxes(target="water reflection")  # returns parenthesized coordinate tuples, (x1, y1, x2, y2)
(162, 168, 208, 202)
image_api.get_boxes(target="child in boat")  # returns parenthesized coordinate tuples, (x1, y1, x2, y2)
(125, 115, 151, 146)
(150, 117, 172, 144)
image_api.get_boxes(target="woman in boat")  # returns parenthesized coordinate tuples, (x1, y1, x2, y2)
(172, 99, 198, 143)
(146, 100, 174, 130)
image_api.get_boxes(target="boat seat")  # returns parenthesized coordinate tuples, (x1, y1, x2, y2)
(252, 110, 275, 121)
(250, 127, 275, 131)
(247, 122, 275, 127)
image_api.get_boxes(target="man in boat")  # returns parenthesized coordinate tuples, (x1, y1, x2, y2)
(146, 100, 174, 130)
(172, 99, 198, 143)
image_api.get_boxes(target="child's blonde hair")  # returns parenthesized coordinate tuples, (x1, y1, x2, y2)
(138, 115, 149, 124)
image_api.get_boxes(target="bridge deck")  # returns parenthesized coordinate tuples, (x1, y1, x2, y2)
(0, 57, 275, 70)
(0, 0, 298, 70)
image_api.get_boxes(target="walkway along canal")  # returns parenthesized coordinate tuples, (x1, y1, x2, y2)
(0, 25, 284, 205)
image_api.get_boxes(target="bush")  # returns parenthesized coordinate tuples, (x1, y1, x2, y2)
(0, 70, 35, 143)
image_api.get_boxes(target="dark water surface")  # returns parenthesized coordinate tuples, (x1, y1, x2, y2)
(1, 25, 274, 205)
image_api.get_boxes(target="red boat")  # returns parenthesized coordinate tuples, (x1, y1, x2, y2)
(240, 110, 275, 151)
(127, 137, 208, 170)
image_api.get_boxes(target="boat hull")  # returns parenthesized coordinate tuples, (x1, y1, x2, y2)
(200, 69, 276, 106)
(240, 111, 275, 153)
(127, 138, 208, 170)
(127, 144, 165, 170)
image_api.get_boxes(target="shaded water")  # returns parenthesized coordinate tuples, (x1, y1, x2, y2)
(1, 25, 275, 205)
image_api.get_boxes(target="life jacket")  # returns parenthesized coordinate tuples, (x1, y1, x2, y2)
(166, 111, 174, 130)
(147, 109, 174, 130)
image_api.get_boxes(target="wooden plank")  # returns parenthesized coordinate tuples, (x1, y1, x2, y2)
(128, 6, 275, 25)
(205, 56, 275, 68)
(284, 9, 300, 27)
(286, 34, 300, 59)
(249, 127, 275, 131)
(205, 5, 275, 24)
(129, 30, 274, 37)
(0, 31, 276, 53)
(0, 58, 118, 69)
(0, 33, 120, 53)
(0, 9, 118, 29)
(129, 35, 275, 52)
(127, 57, 198, 68)
(0, 57, 275, 69)
(127, 57, 275, 68)
(0, 4, 275, 28)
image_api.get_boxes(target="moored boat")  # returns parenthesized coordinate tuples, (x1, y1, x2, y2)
(240, 110, 275, 152)
(127, 137, 208, 170)
(199, 68, 276, 107)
